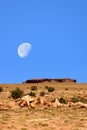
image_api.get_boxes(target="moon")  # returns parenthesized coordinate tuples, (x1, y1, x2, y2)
(17, 43, 32, 58)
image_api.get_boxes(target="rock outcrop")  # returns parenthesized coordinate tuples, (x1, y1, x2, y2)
(23, 78, 76, 84)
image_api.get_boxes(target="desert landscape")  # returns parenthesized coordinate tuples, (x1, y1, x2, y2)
(0, 78, 87, 130)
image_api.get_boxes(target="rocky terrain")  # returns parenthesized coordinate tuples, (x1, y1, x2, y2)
(0, 79, 87, 130)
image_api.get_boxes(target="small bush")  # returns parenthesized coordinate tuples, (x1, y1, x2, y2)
(29, 92, 36, 97)
(0, 86, 3, 92)
(65, 88, 68, 90)
(59, 97, 67, 104)
(11, 88, 24, 99)
(71, 97, 87, 103)
(31, 86, 37, 91)
(71, 97, 79, 103)
(40, 91, 45, 96)
(45, 86, 48, 89)
(47, 87, 55, 92)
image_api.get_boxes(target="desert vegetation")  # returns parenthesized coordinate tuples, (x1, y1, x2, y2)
(30, 85, 37, 91)
(58, 97, 67, 104)
(11, 87, 24, 99)
(0, 86, 3, 92)
(71, 96, 87, 103)
(0, 82, 87, 130)
(29, 91, 36, 97)
(40, 91, 45, 96)
(45, 86, 55, 92)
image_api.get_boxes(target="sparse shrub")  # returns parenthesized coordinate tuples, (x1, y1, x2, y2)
(47, 87, 55, 92)
(79, 97, 87, 103)
(38, 122, 48, 126)
(40, 91, 45, 96)
(71, 97, 87, 103)
(65, 88, 68, 90)
(59, 97, 67, 104)
(0, 86, 3, 92)
(29, 91, 36, 97)
(71, 97, 79, 103)
(45, 86, 48, 89)
(11, 88, 24, 99)
(31, 86, 37, 91)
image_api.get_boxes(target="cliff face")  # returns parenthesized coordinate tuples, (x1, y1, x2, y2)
(24, 78, 76, 83)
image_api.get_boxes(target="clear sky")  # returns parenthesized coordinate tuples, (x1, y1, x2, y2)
(0, 0, 87, 83)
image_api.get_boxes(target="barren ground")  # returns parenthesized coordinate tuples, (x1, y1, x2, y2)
(0, 82, 87, 130)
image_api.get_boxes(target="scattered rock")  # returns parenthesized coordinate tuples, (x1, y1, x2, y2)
(53, 99, 61, 108)
(30, 102, 37, 108)
(38, 97, 47, 105)
(74, 102, 87, 108)
(0, 104, 11, 111)
(15, 95, 35, 107)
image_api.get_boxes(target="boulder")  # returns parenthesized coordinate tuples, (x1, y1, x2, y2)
(53, 99, 61, 108)
(16, 95, 35, 107)
(30, 102, 37, 108)
(74, 102, 87, 108)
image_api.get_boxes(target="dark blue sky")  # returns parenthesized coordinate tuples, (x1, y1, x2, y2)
(0, 0, 87, 83)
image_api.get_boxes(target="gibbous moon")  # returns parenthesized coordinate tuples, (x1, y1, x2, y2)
(18, 43, 32, 58)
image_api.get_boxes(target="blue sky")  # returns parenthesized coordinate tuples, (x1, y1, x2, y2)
(0, 0, 87, 83)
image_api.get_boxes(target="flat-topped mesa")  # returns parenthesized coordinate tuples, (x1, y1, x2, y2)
(23, 78, 76, 83)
